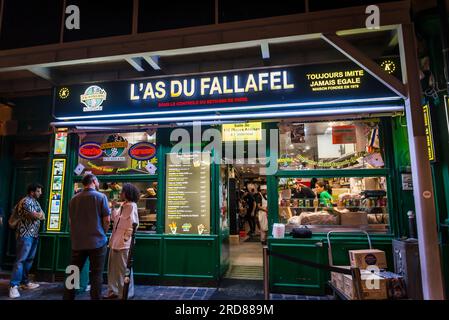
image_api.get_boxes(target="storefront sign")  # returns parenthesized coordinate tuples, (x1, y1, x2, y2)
(54, 60, 402, 121)
(165, 153, 211, 235)
(222, 122, 262, 141)
(332, 125, 357, 144)
(47, 159, 66, 231)
(423, 104, 435, 161)
(128, 142, 157, 160)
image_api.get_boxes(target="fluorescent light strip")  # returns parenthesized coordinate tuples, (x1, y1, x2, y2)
(55, 96, 401, 120)
(51, 105, 404, 127)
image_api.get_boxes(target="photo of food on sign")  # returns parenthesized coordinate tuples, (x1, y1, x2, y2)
(77, 131, 157, 175)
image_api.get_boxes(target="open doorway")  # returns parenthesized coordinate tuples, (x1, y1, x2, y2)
(224, 163, 267, 281)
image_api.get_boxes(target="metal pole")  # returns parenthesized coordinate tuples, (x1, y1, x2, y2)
(398, 24, 445, 300)
(263, 246, 270, 300)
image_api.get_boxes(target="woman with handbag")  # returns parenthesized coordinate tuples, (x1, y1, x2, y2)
(103, 183, 139, 299)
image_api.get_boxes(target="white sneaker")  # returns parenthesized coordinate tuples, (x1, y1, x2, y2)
(85, 285, 91, 292)
(20, 282, 40, 290)
(9, 286, 20, 299)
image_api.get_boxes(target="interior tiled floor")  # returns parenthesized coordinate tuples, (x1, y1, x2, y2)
(229, 239, 264, 267)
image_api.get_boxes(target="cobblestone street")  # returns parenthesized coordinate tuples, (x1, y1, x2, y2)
(0, 278, 332, 301)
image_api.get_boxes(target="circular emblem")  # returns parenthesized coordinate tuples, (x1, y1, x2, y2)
(79, 142, 103, 160)
(59, 87, 70, 99)
(364, 253, 378, 266)
(381, 60, 396, 74)
(423, 191, 432, 199)
(80, 85, 107, 112)
(101, 134, 128, 159)
(128, 142, 157, 161)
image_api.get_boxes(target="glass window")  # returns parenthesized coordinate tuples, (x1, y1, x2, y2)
(278, 120, 384, 170)
(77, 131, 157, 175)
(73, 181, 158, 233)
(278, 176, 389, 233)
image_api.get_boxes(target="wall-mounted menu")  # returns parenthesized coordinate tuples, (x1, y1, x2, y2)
(165, 153, 210, 235)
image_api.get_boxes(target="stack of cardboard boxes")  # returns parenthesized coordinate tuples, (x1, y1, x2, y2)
(331, 249, 389, 300)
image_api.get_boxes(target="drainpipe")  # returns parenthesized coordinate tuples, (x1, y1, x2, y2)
(437, 0, 449, 93)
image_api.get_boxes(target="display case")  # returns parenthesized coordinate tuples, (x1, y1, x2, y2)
(278, 176, 389, 233)
(73, 181, 158, 233)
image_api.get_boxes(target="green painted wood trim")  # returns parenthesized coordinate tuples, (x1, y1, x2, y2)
(272, 283, 321, 289)
(275, 169, 389, 178)
(162, 274, 215, 279)
(72, 174, 158, 182)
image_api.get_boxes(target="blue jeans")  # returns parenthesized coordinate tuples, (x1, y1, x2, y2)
(10, 236, 39, 287)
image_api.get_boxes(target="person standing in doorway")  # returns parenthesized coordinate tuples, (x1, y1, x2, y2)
(104, 183, 139, 299)
(63, 173, 111, 300)
(256, 185, 268, 245)
(9, 183, 45, 299)
(244, 188, 257, 237)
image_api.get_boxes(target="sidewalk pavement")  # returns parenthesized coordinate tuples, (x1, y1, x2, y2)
(0, 278, 332, 301)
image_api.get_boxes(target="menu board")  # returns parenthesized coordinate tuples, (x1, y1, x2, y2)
(47, 158, 66, 231)
(165, 153, 210, 235)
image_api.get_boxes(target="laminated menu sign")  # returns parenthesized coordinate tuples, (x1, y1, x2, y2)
(165, 153, 210, 235)
(47, 159, 66, 231)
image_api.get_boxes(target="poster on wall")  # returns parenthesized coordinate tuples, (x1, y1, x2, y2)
(332, 125, 357, 144)
(54, 132, 68, 155)
(165, 153, 211, 235)
(47, 159, 66, 231)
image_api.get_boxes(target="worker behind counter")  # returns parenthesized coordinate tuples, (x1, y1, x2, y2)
(291, 179, 316, 215)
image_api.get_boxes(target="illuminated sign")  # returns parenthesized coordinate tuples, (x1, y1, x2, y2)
(80, 85, 107, 112)
(423, 104, 435, 161)
(59, 87, 70, 99)
(79, 142, 103, 159)
(131, 71, 294, 101)
(222, 122, 262, 141)
(54, 60, 402, 121)
(100, 134, 128, 162)
(380, 60, 396, 74)
(128, 142, 157, 160)
(54, 132, 68, 155)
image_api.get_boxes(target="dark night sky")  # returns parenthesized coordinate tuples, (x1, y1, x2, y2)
(0, 0, 399, 50)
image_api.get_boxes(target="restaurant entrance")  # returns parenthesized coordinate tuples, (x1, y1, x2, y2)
(223, 157, 267, 281)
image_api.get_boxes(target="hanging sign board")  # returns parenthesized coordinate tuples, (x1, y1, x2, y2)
(222, 122, 262, 141)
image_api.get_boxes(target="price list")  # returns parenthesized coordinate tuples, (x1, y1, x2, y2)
(165, 153, 210, 235)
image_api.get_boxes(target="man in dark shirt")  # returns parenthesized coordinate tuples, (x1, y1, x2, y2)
(63, 173, 111, 300)
(291, 180, 316, 199)
(243, 189, 257, 236)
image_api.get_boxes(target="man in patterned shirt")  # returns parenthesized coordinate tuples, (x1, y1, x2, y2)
(9, 183, 45, 299)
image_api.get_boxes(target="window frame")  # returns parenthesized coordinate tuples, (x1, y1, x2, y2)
(267, 117, 397, 235)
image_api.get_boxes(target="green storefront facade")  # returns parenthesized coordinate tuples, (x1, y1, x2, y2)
(21, 59, 421, 296)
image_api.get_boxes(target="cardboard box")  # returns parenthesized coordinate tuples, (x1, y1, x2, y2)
(340, 211, 368, 225)
(331, 266, 350, 291)
(343, 273, 388, 300)
(349, 249, 387, 269)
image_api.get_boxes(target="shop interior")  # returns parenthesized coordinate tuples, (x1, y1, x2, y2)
(225, 163, 267, 280)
